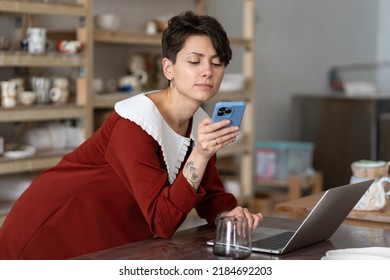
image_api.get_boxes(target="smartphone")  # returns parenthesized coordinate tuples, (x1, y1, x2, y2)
(211, 101, 246, 127)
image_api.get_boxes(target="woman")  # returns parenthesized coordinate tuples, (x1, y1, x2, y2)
(0, 11, 262, 259)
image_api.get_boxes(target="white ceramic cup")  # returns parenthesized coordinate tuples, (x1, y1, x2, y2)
(18, 91, 36, 106)
(352, 176, 390, 211)
(351, 160, 390, 211)
(1, 80, 17, 108)
(92, 78, 103, 93)
(27, 27, 46, 54)
(52, 77, 69, 89)
(50, 87, 69, 103)
(0, 36, 11, 50)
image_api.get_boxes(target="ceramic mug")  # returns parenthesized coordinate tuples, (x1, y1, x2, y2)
(118, 70, 147, 92)
(50, 87, 69, 103)
(50, 77, 69, 103)
(18, 91, 36, 106)
(0, 36, 11, 50)
(351, 160, 390, 211)
(27, 27, 46, 54)
(127, 53, 147, 74)
(351, 160, 390, 179)
(11, 78, 24, 97)
(352, 176, 390, 211)
(1, 80, 17, 108)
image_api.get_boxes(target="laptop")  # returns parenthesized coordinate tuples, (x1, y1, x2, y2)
(208, 179, 373, 254)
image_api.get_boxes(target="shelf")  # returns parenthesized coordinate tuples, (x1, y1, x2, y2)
(229, 38, 252, 49)
(212, 90, 251, 102)
(0, 0, 93, 134)
(91, 89, 252, 110)
(0, 0, 86, 16)
(94, 30, 252, 49)
(217, 136, 250, 157)
(0, 105, 85, 122)
(94, 30, 161, 46)
(0, 148, 72, 175)
(0, 51, 85, 67)
(256, 172, 323, 201)
(92, 93, 135, 109)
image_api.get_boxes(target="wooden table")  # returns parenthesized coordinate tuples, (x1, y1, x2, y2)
(276, 193, 390, 229)
(74, 216, 390, 260)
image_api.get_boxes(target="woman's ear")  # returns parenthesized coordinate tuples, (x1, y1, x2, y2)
(162, 57, 174, 80)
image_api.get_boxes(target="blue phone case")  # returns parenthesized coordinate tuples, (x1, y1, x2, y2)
(211, 101, 246, 127)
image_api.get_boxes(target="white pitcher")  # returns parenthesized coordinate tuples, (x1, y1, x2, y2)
(351, 160, 390, 211)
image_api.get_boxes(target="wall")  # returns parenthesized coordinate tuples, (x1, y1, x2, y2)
(378, 0, 390, 91)
(251, 0, 382, 141)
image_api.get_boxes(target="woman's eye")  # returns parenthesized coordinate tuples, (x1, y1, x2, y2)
(211, 59, 223, 67)
(212, 62, 223, 67)
(188, 60, 200, 64)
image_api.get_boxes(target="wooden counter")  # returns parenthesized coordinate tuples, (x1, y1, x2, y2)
(276, 192, 390, 229)
(74, 216, 390, 260)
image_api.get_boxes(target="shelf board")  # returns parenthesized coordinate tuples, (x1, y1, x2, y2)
(217, 140, 249, 158)
(0, 148, 72, 175)
(0, 1, 86, 16)
(92, 92, 135, 109)
(92, 90, 251, 109)
(0, 104, 85, 122)
(0, 51, 85, 67)
(212, 90, 251, 102)
(230, 38, 252, 49)
(94, 31, 161, 46)
(94, 30, 251, 48)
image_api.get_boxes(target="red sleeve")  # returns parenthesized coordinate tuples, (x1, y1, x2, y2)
(195, 155, 238, 225)
(104, 116, 205, 238)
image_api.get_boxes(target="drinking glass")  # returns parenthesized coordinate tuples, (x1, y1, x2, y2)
(213, 216, 252, 260)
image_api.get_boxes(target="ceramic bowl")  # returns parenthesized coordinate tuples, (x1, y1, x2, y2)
(94, 13, 120, 31)
(18, 91, 36, 106)
(351, 160, 389, 179)
(219, 73, 245, 92)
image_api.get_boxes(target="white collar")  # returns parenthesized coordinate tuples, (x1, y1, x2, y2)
(114, 93, 209, 184)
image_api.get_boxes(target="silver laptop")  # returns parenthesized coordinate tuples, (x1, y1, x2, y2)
(208, 179, 373, 254)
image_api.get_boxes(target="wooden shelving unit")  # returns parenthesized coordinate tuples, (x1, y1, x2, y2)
(0, 0, 93, 176)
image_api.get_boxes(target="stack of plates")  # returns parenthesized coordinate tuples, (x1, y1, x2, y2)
(3, 145, 36, 159)
(219, 73, 245, 92)
(322, 247, 390, 260)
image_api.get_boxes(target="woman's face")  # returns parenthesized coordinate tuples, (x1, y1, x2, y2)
(168, 35, 225, 103)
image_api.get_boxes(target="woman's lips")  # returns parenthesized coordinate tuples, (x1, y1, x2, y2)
(196, 83, 214, 89)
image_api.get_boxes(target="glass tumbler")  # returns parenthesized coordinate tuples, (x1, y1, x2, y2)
(213, 216, 252, 260)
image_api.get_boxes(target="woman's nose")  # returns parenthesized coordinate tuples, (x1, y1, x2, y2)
(201, 63, 212, 77)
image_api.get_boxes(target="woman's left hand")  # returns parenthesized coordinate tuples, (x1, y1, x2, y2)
(220, 206, 263, 231)
(195, 118, 239, 160)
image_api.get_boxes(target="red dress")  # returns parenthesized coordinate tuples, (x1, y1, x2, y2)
(0, 109, 237, 259)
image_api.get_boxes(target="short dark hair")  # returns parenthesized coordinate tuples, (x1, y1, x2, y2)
(162, 11, 232, 66)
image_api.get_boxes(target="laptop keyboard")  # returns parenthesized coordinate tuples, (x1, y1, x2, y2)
(252, 231, 295, 250)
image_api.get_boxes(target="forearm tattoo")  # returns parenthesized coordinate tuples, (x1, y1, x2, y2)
(184, 160, 199, 191)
